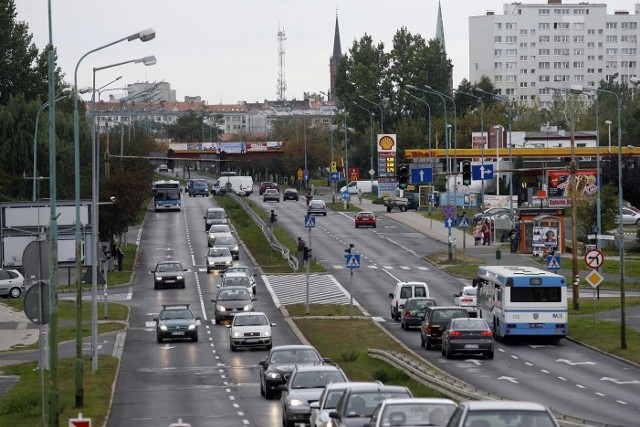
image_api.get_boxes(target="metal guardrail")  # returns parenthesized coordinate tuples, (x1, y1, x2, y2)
(368, 349, 618, 427)
(229, 194, 298, 271)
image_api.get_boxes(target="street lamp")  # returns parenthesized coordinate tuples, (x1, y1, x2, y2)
(96, 76, 122, 102)
(359, 95, 384, 133)
(334, 97, 349, 207)
(454, 89, 485, 209)
(72, 27, 155, 407)
(403, 90, 432, 166)
(493, 125, 503, 196)
(352, 101, 375, 191)
(90, 54, 156, 373)
(605, 120, 612, 152)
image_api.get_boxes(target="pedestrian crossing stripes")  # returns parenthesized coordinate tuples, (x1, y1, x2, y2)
(262, 274, 352, 307)
(331, 265, 429, 270)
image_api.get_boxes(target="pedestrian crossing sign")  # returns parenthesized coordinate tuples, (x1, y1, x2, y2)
(546, 255, 561, 270)
(458, 217, 469, 228)
(304, 216, 316, 228)
(345, 254, 361, 269)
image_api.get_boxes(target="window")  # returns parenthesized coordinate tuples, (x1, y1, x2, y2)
(506, 23, 517, 30)
(539, 35, 550, 43)
(494, 36, 502, 43)
(520, 29, 528, 35)
(554, 8, 569, 15)
(587, 55, 595, 61)
(606, 36, 618, 43)
(553, 22, 570, 30)
(506, 62, 517, 69)
(606, 61, 617, 69)
(539, 75, 550, 82)
(606, 48, 617, 55)
(553, 36, 570, 43)
(573, 36, 584, 43)
(520, 69, 528, 74)
(506, 75, 517, 82)
(506, 49, 517, 56)
(622, 48, 637, 55)
(573, 23, 584, 30)
(573, 62, 584, 69)
(520, 55, 528, 60)
(622, 22, 629, 30)
(553, 62, 569, 69)
(495, 22, 502, 30)
(574, 75, 584, 82)
(495, 62, 503, 69)
(631, 35, 638, 43)
(587, 42, 595, 48)
(539, 23, 550, 30)
(539, 62, 550, 69)
(506, 36, 517, 43)
(574, 9, 587, 15)
(506, 88, 516, 95)
(541, 101, 552, 108)
(539, 48, 550, 55)
(587, 29, 595, 35)
(598, 29, 603, 35)
(539, 8, 550, 15)
(621, 61, 630, 69)
(574, 48, 584, 55)
(622, 35, 629, 42)
(495, 49, 502, 56)
(606, 22, 617, 29)
(519, 82, 528, 88)
(494, 75, 503, 82)
(553, 48, 569, 56)
(631, 23, 638, 30)
(520, 43, 528, 48)
(539, 87, 551, 94)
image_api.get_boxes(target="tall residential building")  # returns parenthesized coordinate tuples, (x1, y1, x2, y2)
(469, 0, 640, 108)
(329, 13, 342, 100)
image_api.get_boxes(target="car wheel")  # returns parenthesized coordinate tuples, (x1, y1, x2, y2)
(373, 224, 377, 228)
(355, 224, 359, 228)
(426, 337, 432, 350)
(192, 335, 198, 342)
(636, 218, 640, 225)
(214, 315, 220, 324)
(230, 342, 236, 352)
(9, 287, 22, 298)
(401, 320, 406, 330)
(181, 283, 185, 289)
(260, 377, 266, 396)
(445, 347, 453, 359)
(387, 206, 392, 212)
(207, 268, 211, 274)
(420, 332, 425, 348)
(441, 346, 446, 356)
(154, 283, 158, 290)
(486, 350, 494, 360)
(400, 205, 407, 212)
(264, 384, 275, 400)
(156, 335, 162, 343)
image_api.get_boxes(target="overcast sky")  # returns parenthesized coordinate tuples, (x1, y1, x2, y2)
(14, 1, 638, 104)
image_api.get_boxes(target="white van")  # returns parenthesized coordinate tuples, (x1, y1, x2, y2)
(339, 180, 378, 195)
(212, 176, 254, 197)
(388, 281, 430, 321)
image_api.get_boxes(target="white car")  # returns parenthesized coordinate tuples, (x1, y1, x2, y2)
(367, 397, 457, 427)
(207, 224, 233, 247)
(0, 269, 25, 298)
(453, 286, 478, 316)
(309, 382, 382, 427)
(446, 400, 560, 427)
(221, 271, 256, 296)
(616, 207, 640, 225)
(389, 281, 430, 321)
(226, 265, 257, 294)
(227, 312, 275, 351)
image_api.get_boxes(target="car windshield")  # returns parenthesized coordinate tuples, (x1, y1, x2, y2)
(156, 263, 182, 272)
(234, 314, 267, 326)
(291, 371, 345, 389)
(207, 211, 225, 219)
(464, 411, 557, 427)
(160, 309, 193, 320)
(215, 236, 235, 245)
(347, 391, 410, 418)
(407, 299, 435, 310)
(218, 290, 250, 301)
(310, 201, 324, 208)
(451, 319, 488, 330)
(380, 403, 456, 426)
(269, 349, 321, 364)
(223, 276, 250, 287)
(228, 267, 251, 275)
(209, 225, 229, 233)
(432, 310, 467, 323)
(209, 248, 230, 257)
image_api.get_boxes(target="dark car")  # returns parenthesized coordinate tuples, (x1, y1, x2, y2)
(259, 181, 279, 195)
(150, 261, 187, 290)
(420, 306, 470, 350)
(212, 286, 254, 323)
(210, 234, 240, 259)
(154, 304, 200, 343)
(328, 384, 412, 427)
(259, 344, 330, 399)
(400, 297, 439, 330)
(280, 364, 348, 427)
(204, 207, 228, 231)
(283, 188, 299, 201)
(441, 317, 495, 359)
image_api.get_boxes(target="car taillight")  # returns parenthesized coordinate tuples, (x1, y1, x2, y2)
(405, 311, 411, 317)
(448, 331, 463, 337)
(481, 331, 492, 337)
(461, 298, 473, 303)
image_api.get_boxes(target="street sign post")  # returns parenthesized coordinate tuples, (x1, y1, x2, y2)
(346, 254, 361, 269)
(329, 172, 342, 182)
(546, 255, 561, 271)
(411, 167, 433, 184)
(304, 216, 316, 228)
(472, 164, 494, 181)
(584, 249, 604, 269)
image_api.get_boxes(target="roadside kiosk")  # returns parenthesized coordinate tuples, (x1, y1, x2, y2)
(516, 208, 566, 256)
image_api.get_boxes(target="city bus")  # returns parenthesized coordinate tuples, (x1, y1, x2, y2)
(474, 265, 567, 340)
(152, 180, 182, 211)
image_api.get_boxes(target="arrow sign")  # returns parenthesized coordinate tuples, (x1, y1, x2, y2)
(304, 216, 316, 228)
(498, 376, 519, 384)
(601, 377, 640, 385)
(411, 167, 433, 184)
(556, 359, 595, 365)
(584, 249, 604, 269)
(330, 172, 342, 182)
(345, 254, 361, 269)
(444, 218, 455, 228)
(472, 164, 494, 180)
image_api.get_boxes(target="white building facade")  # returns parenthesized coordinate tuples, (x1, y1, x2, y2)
(469, 0, 640, 108)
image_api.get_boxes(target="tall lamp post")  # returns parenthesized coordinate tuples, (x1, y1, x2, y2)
(403, 90, 432, 165)
(90, 55, 156, 374)
(334, 97, 349, 207)
(96, 76, 122, 101)
(572, 84, 625, 347)
(359, 95, 384, 133)
(320, 91, 336, 202)
(352, 101, 375, 190)
(73, 27, 155, 407)
(454, 89, 485, 208)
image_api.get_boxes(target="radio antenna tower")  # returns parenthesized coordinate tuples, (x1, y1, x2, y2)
(276, 24, 287, 101)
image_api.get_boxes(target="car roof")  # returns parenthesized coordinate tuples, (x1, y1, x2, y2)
(344, 384, 410, 394)
(235, 311, 266, 317)
(161, 304, 191, 310)
(460, 400, 551, 411)
(380, 397, 457, 406)
(270, 344, 318, 352)
(324, 381, 382, 391)
(223, 271, 249, 278)
(157, 260, 182, 265)
(397, 281, 428, 287)
(292, 364, 342, 373)
(207, 207, 224, 212)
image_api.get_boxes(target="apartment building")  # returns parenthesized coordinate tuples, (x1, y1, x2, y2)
(469, 0, 640, 108)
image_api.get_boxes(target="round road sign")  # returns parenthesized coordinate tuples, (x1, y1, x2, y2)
(584, 249, 604, 269)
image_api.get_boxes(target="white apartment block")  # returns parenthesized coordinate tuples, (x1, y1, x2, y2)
(469, 0, 640, 108)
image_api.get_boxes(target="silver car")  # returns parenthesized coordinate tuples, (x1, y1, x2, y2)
(221, 271, 256, 295)
(446, 400, 560, 427)
(227, 311, 275, 351)
(207, 224, 233, 247)
(205, 247, 233, 272)
(211, 233, 240, 259)
(226, 265, 257, 294)
(212, 286, 254, 323)
(307, 199, 327, 216)
(0, 269, 25, 298)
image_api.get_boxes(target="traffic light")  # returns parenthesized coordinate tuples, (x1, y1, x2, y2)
(462, 161, 472, 186)
(398, 163, 409, 190)
(270, 210, 277, 224)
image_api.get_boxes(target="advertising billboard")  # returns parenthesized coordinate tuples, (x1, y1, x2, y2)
(547, 169, 598, 198)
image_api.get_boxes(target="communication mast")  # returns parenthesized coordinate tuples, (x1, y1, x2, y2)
(277, 25, 287, 101)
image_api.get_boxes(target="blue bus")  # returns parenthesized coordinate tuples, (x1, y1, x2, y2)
(153, 180, 182, 211)
(474, 265, 567, 340)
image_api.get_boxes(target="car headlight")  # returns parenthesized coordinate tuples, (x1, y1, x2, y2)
(159, 325, 168, 331)
(225, 260, 232, 265)
(188, 324, 197, 331)
(267, 372, 281, 379)
(217, 306, 227, 312)
(155, 277, 162, 281)
(288, 398, 306, 407)
(232, 331, 243, 338)
(261, 330, 271, 337)
(207, 260, 214, 265)
(176, 276, 184, 280)
(242, 304, 252, 311)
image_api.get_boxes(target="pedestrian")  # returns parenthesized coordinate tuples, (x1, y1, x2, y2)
(482, 219, 491, 246)
(296, 237, 305, 269)
(509, 225, 521, 253)
(115, 244, 124, 271)
(473, 224, 482, 246)
(358, 188, 363, 204)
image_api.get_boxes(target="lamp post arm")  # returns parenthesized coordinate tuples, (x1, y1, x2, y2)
(359, 96, 384, 133)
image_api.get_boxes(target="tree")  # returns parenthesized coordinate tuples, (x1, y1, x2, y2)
(166, 110, 207, 142)
(575, 184, 618, 240)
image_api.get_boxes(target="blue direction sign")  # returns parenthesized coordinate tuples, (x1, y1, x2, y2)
(547, 255, 561, 270)
(458, 217, 470, 228)
(411, 167, 433, 184)
(341, 191, 350, 201)
(304, 216, 316, 228)
(472, 164, 494, 181)
(346, 254, 361, 269)
(442, 204, 457, 218)
(444, 217, 456, 228)
(329, 171, 342, 182)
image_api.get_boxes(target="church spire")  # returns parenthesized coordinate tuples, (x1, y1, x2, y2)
(329, 12, 342, 100)
(435, 0, 446, 53)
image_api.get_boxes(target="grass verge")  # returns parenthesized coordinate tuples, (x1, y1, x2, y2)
(286, 304, 365, 317)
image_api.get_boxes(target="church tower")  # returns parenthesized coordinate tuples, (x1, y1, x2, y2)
(435, 1, 453, 89)
(329, 13, 342, 100)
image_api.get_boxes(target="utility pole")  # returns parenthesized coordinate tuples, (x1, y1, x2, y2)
(569, 116, 580, 310)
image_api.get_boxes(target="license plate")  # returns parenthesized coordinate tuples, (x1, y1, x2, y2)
(172, 331, 185, 336)
(464, 344, 479, 349)
(245, 339, 259, 343)
(165, 280, 175, 284)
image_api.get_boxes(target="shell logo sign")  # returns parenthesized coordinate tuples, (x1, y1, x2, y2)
(378, 134, 397, 153)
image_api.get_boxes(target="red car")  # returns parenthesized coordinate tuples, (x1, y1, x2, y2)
(355, 211, 377, 228)
(259, 182, 279, 195)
